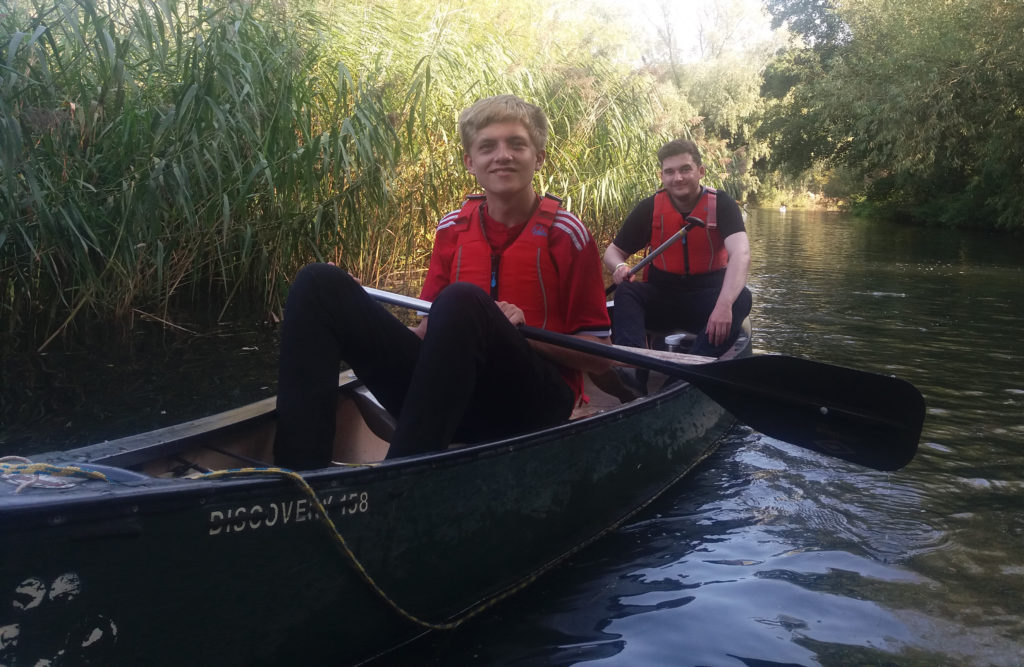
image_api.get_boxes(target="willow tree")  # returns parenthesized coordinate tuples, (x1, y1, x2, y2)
(836, 0, 1024, 229)
(638, 0, 783, 203)
(760, 0, 1024, 229)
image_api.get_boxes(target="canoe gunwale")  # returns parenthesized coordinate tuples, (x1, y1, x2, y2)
(0, 378, 704, 516)
(6, 331, 753, 515)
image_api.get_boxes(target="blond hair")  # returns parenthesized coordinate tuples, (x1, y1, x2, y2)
(458, 95, 548, 153)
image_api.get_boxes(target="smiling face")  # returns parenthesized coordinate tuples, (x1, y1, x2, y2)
(660, 152, 706, 211)
(463, 121, 545, 199)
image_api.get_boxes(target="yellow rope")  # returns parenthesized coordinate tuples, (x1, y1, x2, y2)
(196, 466, 597, 629)
(194, 466, 481, 629)
(193, 440, 725, 632)
(0, 457, 111, 493)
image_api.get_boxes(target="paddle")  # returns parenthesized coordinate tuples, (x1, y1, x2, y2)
(364, 287, 923, 471)
(606, 216, 706, 295)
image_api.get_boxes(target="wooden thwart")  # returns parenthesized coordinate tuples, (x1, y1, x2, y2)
(614, 344, 715, 366)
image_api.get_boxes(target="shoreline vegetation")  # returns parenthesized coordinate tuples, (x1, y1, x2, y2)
(2, 0, 1022, 355)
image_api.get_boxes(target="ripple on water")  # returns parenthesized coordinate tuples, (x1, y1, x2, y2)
(729, 435, 951, 562)
(479, 429, 941, 665)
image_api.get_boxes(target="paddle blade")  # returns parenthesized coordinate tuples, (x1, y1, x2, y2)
(691, 355, 924, 471)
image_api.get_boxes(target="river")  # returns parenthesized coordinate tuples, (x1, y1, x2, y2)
(2, 208, 1022, 665)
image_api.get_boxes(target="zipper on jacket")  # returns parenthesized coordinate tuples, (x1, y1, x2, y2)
(490, 254, 500, 299)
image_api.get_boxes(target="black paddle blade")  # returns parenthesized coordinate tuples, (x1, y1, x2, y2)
(691, 355, 924, 471)
(518, 325, 923, 471)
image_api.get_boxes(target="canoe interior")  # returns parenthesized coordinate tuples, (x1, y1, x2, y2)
(75, 363, 685, 477)
(40, 329, 733, 476)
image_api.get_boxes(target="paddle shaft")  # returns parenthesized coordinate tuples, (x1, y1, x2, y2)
(605, 216, 706, 296)
(363, 286, 923, 471)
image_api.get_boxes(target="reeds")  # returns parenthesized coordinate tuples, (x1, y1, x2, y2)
(1, 0, 706, 349)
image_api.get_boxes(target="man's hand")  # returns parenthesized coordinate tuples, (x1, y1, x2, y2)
(705, 301, 733, 346)
(706, 231, 749, 347)
(604, 243, 633, 285)
(611, 262, 633, 285)
(496, 301, 525, 326)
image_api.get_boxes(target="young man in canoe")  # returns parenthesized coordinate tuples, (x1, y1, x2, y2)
(602, 139, 752, 393)
(273, 95, 612, 468)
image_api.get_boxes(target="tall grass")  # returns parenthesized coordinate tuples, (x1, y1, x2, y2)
(1, 0, 712, 350)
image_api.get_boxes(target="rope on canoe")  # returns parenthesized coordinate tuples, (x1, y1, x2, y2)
(195, 440, 727, 632)
(3, 430, 728, 627)
(0, 456, 111, 493)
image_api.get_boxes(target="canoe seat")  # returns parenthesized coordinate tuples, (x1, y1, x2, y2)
(638, 317, 752, 393)
(647, 316, 751, 353)
(330, 383, 394, 463)
(648, 329, 697, 353)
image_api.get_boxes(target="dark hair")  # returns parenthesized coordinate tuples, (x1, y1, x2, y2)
(657, 139, 702, 167)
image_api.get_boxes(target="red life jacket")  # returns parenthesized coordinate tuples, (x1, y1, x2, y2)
(650, 187, 727, 275)
(445, 193, 582, 399)
(445, 193, 568, 332)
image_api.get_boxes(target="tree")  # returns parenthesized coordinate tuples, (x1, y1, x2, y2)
(758, 0, 1024, 229)
(764, 0, 850, 50)
(635, 0, 781, 200)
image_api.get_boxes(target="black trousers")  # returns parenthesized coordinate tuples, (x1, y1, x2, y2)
(612, 278, 752, 357)
(273, 264, 575, 468)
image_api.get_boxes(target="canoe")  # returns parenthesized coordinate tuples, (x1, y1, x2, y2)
(0, 330, 751, 665)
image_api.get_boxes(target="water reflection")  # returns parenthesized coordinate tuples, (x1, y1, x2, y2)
(0, 321, 280, 456)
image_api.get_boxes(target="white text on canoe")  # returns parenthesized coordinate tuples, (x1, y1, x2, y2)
(208, 491, 369, 535)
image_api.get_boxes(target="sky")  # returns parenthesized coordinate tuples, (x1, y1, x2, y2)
(596, 0, 780, 63)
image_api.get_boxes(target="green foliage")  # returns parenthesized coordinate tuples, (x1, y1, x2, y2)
(1, 0, 398, 347)
(12, 0, 1016, 349)
(0, 0, 693, 348)
(759, 0, 1024, 229)
(676, 55, 773, 200)
(764, 0, 849, 50)
(639, 0, 781, 203)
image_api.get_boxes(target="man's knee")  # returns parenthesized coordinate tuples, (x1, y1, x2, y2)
(432, 282, 491, 317)
(734, 287, 753, 318)
(615, 280, 645, 305)
(291, 262, 353, 295)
